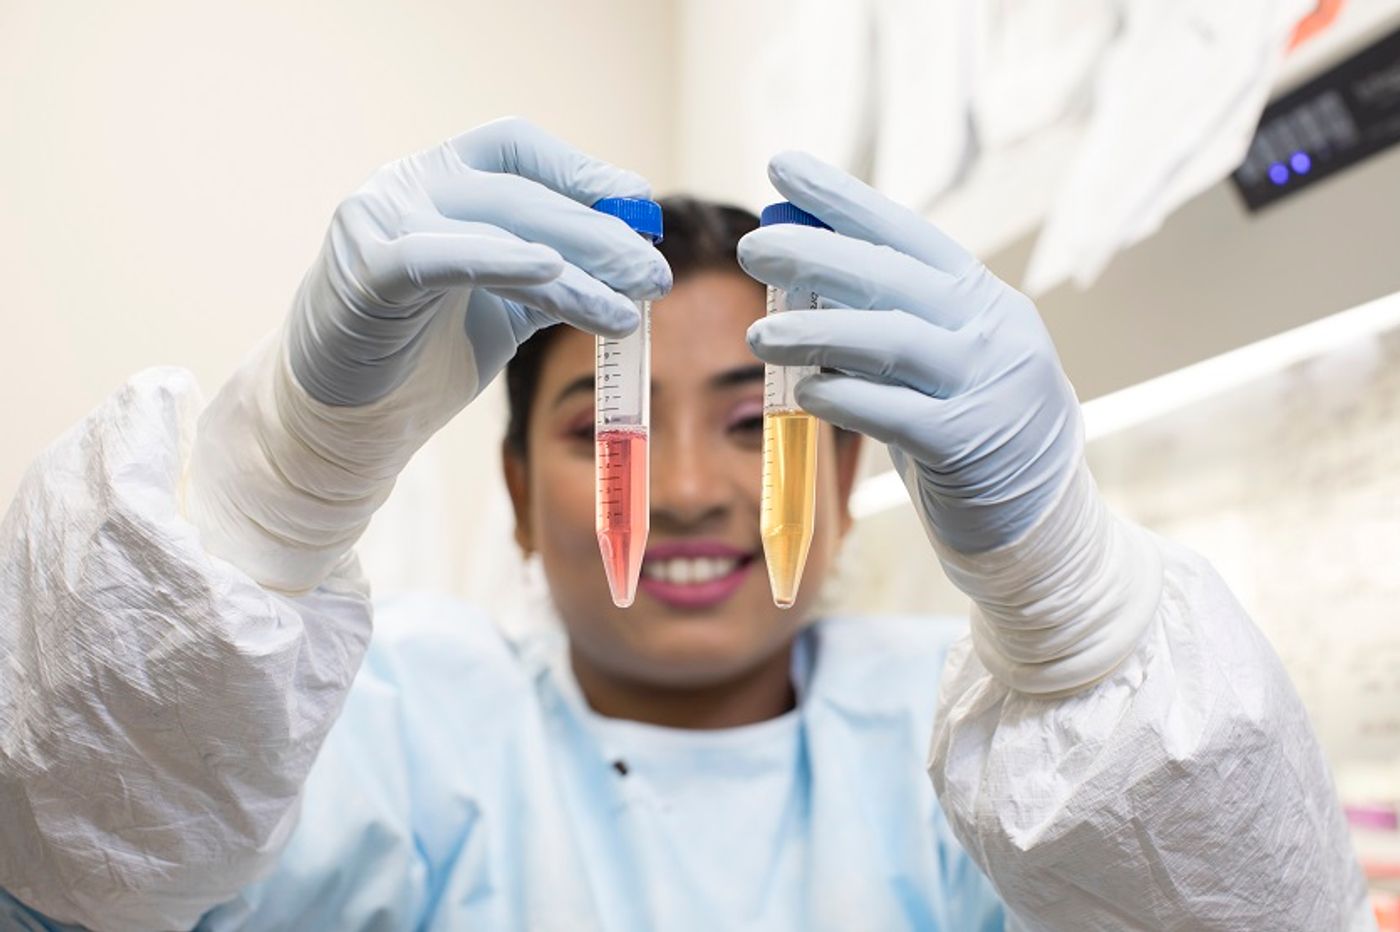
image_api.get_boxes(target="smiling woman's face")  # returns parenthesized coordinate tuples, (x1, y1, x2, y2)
(503, 268, 862, 691)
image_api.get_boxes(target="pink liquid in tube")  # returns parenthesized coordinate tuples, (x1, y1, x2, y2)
(590, 197, 661, 609)
(596, 428, 649, 607)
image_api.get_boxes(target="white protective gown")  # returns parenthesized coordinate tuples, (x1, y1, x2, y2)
(0, 369, 1372, 931)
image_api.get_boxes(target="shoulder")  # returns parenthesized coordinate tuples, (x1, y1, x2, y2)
(814, 613, 968, 655)
(366, 593, 523, 677)
(304, 593, 543, 820)
(344, 592, 536, 733)
(805, 614, 970, 721)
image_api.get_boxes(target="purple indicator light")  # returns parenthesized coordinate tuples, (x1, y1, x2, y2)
(1268, 162, 1289, 186)
(1290, 151, 1312, 175)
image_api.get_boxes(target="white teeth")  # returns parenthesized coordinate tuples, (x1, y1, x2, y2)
(642, 556, 742, 584)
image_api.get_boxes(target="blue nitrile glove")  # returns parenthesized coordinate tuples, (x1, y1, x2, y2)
(740, 151, 1080, 556)
(185, 118, 671, 591)
(288, 117, 670, 408)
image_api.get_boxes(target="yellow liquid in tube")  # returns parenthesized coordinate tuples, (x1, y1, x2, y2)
(761, 410, 818, 608)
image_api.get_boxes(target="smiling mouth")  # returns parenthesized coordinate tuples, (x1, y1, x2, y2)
(635, 549, 760, 609)
(641, 554, 753, 585)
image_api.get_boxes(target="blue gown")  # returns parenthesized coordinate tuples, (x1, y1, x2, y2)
(213, 595, 1003, 930)
(0, 594, 1004, 931)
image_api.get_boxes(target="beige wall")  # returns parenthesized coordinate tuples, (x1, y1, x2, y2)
(0, 0, 678, 594)
(0, 0, 676, 508)
(674, 0, 794, 209)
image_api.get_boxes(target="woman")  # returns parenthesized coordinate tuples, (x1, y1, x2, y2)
(0, 118, 1367, 930)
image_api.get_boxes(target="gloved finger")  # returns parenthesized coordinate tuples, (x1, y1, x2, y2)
(487, 259, 641, 339)
(427, 169, 671, 300)
(737, 224, 967, 329)
(392, 214, 641, 337)
(767, 150, 978, 279)
(792, 372, 942, 449)
(450, 116, 652, 205)
(747, 309, 972, 398)
(363, 232, 564, 305)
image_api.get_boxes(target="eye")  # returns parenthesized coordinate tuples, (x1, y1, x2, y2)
(558, 409, 594, 445)
(725, 397, 765, 448)
(729, 413, 764, 436)
(726, 407, 765, 453)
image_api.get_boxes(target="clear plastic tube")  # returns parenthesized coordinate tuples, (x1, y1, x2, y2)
(757, 201, 830, 609)
(596, 307, 650, 608)
(762, 283, 821, 609)
(592, 198, 663, 608)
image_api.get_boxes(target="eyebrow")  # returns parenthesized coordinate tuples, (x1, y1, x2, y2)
(551, 374, 595, 410)
(550, 364, 766, 410)
(709, 364, 765, 390)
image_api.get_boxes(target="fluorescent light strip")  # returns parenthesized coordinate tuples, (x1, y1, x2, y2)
(850, 289, 1400, 520)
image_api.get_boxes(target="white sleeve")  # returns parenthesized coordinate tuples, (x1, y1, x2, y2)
(0, 368, 373, 932)
(928, 466, 1373, 930)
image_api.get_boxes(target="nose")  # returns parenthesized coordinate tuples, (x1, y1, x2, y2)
(650, 415, 731, 533)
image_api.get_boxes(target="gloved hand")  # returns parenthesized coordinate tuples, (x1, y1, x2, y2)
(741, 151, 1078, 555)
(185, 117, 671, 592)
(741, 152, 1160, 695)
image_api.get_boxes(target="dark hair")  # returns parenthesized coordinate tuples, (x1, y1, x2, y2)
(504, 196, 760, 457)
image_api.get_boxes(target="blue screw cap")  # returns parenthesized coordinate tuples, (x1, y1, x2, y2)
(593, 197, 664, 243)
(760, 201, 831, 230)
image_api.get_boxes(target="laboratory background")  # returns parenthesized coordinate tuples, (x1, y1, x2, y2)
(2, 0, 1399, 918)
